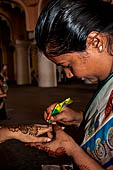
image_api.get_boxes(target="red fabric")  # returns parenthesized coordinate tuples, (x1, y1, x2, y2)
(105, 90, 113, 118)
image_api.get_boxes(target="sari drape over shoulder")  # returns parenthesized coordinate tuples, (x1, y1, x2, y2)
(81, 73, 113, 168)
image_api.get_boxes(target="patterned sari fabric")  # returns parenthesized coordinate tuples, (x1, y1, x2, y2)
(81, 74, 113, 169)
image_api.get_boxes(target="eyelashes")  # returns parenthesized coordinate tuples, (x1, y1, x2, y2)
(63, 65, 72, 69)
(56, 63, 72, 70)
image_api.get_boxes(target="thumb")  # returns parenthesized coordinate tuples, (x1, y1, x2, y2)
(34, 137, 52, 143)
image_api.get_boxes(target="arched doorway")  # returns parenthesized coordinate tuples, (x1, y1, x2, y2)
(0, 1, 29, 84)
(0, 16, 14, 83)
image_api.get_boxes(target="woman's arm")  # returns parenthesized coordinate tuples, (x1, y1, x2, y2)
(28, 126, 107, 170)
(71, 143, 104, 170)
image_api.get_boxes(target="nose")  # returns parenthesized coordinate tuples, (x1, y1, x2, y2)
(64, 68, 74, 78)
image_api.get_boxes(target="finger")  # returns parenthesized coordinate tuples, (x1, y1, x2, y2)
(47, 131, 53, 139)
(27, 142, 54, 153)
(25, 142, 36, 147)
(33, 124, 48, 127)
(44, 111, 48, 121)
(38, 126, 52, 136)
(20, 134, 52, 143)
(34, 137, 52, 143)
(53, 124, 63, 132)
(46, 103, 58, 122)
(46, 103, 58, 115)
(30, 143, 49, 151)
(52, 112, 65, 122)
(58, 120, 73, 125)
(47, 113, 52, 121)
(61, 126, 65, 130)
(28, 143, 43, 147)
(25, 142, 44, 149)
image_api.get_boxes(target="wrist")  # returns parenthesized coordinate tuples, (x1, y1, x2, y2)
(73, 111, 83, 127)
(71, 142, 83, 158)
(0, 127, 14, 142)
(68, 140, 80, 157)
(7, 127, 21, 140)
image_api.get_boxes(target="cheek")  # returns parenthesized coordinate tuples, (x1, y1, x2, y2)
(72, 63, 88, 77)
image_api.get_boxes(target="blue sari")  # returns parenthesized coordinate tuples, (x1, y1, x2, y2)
(81, 74, 113, 168)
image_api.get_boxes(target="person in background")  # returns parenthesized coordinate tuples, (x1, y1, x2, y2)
(0, 75, 7, 120)
(28, 0, 113, 169)
(0, 64, 8, 120)
(0, 64, 8, 94)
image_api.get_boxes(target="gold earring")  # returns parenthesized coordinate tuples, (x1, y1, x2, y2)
(98, 45, 103, 52)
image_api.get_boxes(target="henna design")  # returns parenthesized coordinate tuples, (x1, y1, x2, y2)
(8, 125, 45, 137)
(9, 126, 19, 132)
(45, 146, 66, 157)
(34, 145, 66, 157)
(77, 165, 91, 170)
(55, 147, 66, 156)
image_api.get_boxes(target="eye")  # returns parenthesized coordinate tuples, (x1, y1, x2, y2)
(56, 63, 71, 69)
(63, 64, 72, 69)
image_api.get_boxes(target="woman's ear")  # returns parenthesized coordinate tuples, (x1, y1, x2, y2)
(86, 31, 104, 52)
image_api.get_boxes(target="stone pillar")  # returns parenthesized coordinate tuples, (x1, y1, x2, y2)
(15, 40, 30, 85)
(57, 66, 63, 83)
(38, 51, 57, 87)
(37, 0, 57, 87)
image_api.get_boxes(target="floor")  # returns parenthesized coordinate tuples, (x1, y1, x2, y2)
(0, 80, 97, 170)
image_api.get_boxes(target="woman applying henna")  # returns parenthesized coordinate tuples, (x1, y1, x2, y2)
(29, 0, 113, 169)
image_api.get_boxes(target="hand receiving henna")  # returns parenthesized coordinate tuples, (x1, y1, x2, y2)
(0, 124, 52, 143)
(27, 125, 77, 157)
(9, 124, 52, 137)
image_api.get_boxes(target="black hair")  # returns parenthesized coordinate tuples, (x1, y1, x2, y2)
(35, 0, 113, 57)
(1, 64, 7, 70)
(2, 64, 7, 68)
(0, 75, 3, 82)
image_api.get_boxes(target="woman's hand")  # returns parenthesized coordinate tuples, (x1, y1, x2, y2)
(44, 103, 83, 127)
(0, 124, 52, 143)
(27, 125, 77, 157)
(27, 125, 106, 170)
